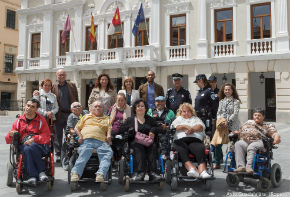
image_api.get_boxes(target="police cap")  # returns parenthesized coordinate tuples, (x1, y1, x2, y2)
(172, 73, 183, 80)
(208, 75, 217, 82)
(194, 74, 207, 83)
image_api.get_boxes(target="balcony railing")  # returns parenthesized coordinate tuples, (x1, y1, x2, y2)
(248, 38, 274, 55)
(56, 56, 66, 68)
(166, 45, 190, 61)
(211, 41, 237, 57)
(27, 58, 40, 68)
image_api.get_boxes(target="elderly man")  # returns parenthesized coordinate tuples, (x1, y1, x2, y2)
(234, 108, 281, 173)
(138, 70, 164, 109)
(66, 102, 88, 134)
(70, 101, 113, 183)
(52, 69, 78, 162)
(5, 98, 50, 186)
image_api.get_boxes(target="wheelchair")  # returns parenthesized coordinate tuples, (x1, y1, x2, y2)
(118, 130, 165, 192)
(224, 134, 282, 192)
(165, 128, 215, 191)
(67, 139, 112, 192)
(6, 132, 55, 194)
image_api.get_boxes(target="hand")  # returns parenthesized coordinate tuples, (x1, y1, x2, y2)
(33, 90, 40, 96)
(107, 135, 112, 145)
(232, 130, 240, 134)
(273, 134, 281, 144)
(46, 111, 53, 119)
(9, 130, 18, 137)
(24, 138, 34, 146)
(185, 129, 193, 135)
(149, 132, 155, 138)
(78, 135, 83, 144)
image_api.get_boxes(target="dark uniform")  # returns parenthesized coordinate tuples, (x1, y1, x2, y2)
(166, 87, 192, 114)
(210, 88, 219, 119)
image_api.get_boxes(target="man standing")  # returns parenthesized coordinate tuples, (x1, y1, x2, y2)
(138, 70, 164, 109)
(166, 73, 192, 114)
(208, 75, 219, 132)
(52, 69, 78, 162)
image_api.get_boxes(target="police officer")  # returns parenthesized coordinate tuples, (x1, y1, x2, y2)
(208, 75, 219, 122)
(166, 73, 192, 114)
(194, 74, 213, 136)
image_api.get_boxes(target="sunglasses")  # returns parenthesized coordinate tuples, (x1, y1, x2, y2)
(72, 105, 81, 108)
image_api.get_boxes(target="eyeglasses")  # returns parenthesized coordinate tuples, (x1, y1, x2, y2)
(136, 105, 145, 108)
(72, 105, 81, 108)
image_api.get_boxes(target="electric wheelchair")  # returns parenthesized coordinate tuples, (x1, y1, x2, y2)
(165, 128, 215, 191)
(224, 133, 282, 192)
(6, 132, 55, 194)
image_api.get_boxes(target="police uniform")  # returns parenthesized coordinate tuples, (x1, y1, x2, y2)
(210, 88, 219, 119)
(194, 87, 213, 119)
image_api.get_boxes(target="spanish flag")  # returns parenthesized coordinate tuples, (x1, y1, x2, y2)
(108, 7, 121, 35)
(90, 13, 95, 43)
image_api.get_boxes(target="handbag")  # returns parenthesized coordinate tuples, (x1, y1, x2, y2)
(134, 117, 154, 147)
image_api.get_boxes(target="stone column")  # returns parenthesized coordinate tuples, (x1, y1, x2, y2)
(123, 13, 131, 47)
(74, 7, 83, 52)
(40, 11, 53, 68)
(197, 0, 208, 58)
(275, 72, 290, 123)
(277, 0, 289, 53)
(45, 0, 54, 5)
(18, 14, 27, 69)
(235, 73, 250, 124)
(98, 17, 105, 50)
(21, 0, 28, 9)
(151, 0, 160, 46)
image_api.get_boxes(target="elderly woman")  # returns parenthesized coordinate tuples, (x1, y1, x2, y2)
(118, 76, 140, 106)
(171, 103, 211, 179)
(33, 78, 59, 121)
(118, 99, 162, 181)
(88, 74, 117, 115)
(234, 108, 281, 173)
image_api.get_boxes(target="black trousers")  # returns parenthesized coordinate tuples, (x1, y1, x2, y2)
(54, 113, 69, 156)
(174, 137, 206, 165)
(133, 142, 157, 173)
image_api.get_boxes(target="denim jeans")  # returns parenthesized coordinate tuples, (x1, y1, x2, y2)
(71, 138, 113, 177)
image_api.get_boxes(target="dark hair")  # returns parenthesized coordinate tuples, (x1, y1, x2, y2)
(27, 98, 40, 108)
(218, 83, 241, 103)
(94, 73, 115, 91)
(131, 99, 148, 116)
(253, 107, 265, 116)
(200, 78, 210, 89)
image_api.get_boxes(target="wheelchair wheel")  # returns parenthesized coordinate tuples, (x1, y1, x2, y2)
(47, 179, 54, 191)
(100, 182, 108, 191)
(257, 177, 271, 192)
(170, 176, 178, 191)
(118, 159, 125, 184)
(203, 179, 212, 191)
(6, 161, 13, 187)
(16, 182, 23, 194)
(70, 181, 78, 192)
(270, 163, 282, 188)
(226, 174, 240, 187)
(124, 176, 130, 192)
(165, 160, 172, 184)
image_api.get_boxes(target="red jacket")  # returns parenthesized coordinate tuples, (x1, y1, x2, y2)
(5, 112, 50, 145)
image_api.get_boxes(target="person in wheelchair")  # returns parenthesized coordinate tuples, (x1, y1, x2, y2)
(70, 101, 113, 183)
(118, 99, 162, 181)
(67, 102, 88, 134)
(147, 96, 175, 158)
(170, 103, 211, 179)
(234, 108, 281, 174)
(5, 98, 51, 186)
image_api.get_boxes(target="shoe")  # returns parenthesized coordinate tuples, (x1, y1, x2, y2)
(95, 173, 104, 182)
(200, 170, 211, 179)
(213, 164, 221, 169)
(55, 155, 61, 163)
(39, 172, 48, 182)
(246, 166, 254, 174)
(70, 173, 79, 182)
(149, 172, 161, 181)
(234, 167, 246, 173)
(24, 177, 37, 186)
(187, 169, 199, 178)
(132, 172, 145, 181)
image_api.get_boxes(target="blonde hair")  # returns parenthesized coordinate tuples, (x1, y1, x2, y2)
(176, 103, 197, 117)
(122, 76, 135, 90)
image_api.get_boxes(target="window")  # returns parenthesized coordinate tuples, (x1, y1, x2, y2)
(135, 19, 149, 46)
(6, 9, 16, 29)
(215, 8, 233, 42)
(31, 33, 41, 58)
(59, 30, 70, 56)
(170, 14, 186, 46)
(4, 54, 14, 73)
(251, 3, 271, 39)
(108, 24, 124, 49)
(85, 26, 98, 51)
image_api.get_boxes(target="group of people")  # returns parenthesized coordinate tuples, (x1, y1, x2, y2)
(5, 68, 281, 186)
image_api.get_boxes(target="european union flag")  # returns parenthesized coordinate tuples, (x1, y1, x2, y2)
(132, 3, 145, 36)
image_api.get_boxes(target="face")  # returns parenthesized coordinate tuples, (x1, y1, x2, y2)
(135, 101, 146, 115)
(56, 70, 66, 83)
(90, 102, 104, 116)
(196, 79, 204, 88)
(116, 95, 126, 108)
(180, 106, 193, 119)
(42, 81, 52, 93)
(173, 79, 182, 88)
(71, 104, 82, 115)
(209, 81, 217, 89)
(146, 71, 155, 82)
(224, 85, 233, 98)
(253, 112, 264, 124)
(25, 101, 38, 116)
(124, 80, 132, 89)
(100, 76, 109, 87)
(155, 100, 166, 110)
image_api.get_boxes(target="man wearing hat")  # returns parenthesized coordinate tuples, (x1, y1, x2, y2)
(166, 73, 192, 114)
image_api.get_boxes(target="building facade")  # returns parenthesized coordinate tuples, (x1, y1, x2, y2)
(0, 0, 21, 111)
(16, 0, 290, 123)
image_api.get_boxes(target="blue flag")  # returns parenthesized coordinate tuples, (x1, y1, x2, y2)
(132, 3, 145, 36)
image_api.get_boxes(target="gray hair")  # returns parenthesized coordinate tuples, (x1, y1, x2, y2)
(71, 102, 81, 109)
(89, 100, 104, 111)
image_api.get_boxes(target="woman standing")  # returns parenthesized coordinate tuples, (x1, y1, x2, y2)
(214, 83, 241, 169)
(118, 76, 140, 106)
(88, 74, 117, 115)
(33, 78, 59, 121)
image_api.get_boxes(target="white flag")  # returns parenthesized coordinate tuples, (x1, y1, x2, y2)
(107, 23, 115, 35)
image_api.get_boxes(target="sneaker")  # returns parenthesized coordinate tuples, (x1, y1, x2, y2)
(39, 172, 48, 182)
(200, 170, 211, 179)
(234, 167, 246, 172)
(246, 166, 254, 174)
(70, 173, 79, 182)
(24, 177, 37, 186)
(187, 169, 199, 178)
(95, 173, 104, 182)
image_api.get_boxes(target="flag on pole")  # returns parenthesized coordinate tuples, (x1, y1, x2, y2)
(61, 15, 71, 44)
(90, 13, 96, 43)
(107, 6, 121, 35)
(132, 3, 145, 36)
